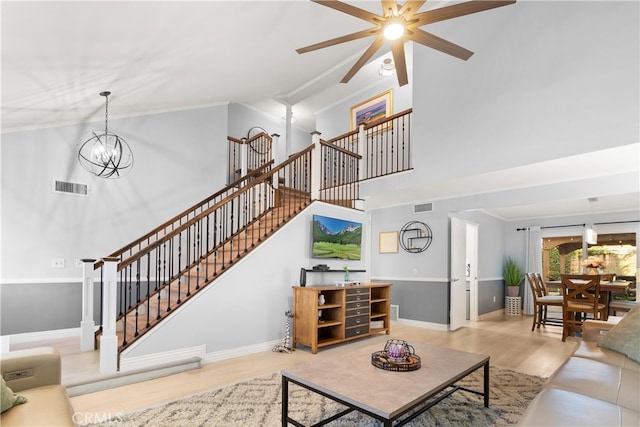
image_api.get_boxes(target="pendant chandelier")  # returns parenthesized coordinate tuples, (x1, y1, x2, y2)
(78, 91, 134, 178)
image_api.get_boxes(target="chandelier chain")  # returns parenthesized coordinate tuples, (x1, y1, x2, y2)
(104, 93, 109, 135)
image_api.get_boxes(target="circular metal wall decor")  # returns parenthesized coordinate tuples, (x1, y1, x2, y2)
(399, 221, 433, 253)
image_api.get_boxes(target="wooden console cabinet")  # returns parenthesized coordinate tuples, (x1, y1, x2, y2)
(292, 283, 391, 354)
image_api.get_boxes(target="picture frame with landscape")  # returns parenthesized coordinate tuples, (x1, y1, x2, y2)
(350, 89, 393, 132)
(312, 215, 362, 260)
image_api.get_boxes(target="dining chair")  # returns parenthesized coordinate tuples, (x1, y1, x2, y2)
(600, 273, 614, 282)
(535, 273, 557, 296)
(609, 300, 637, 316)
(527, 273, 563, 331)
(560, 274, 606, 341)
(597, 274, 616, 319)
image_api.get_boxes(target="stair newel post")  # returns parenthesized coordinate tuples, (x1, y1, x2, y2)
(353, 124, 367, 210)
(80, 259, 97, 352)
(240, 137, 249, 183)
(100, 257, 119, 374)
(310, 131, 321, 201)
(271, 133, 280, 171)
(357, 124, 365, 182)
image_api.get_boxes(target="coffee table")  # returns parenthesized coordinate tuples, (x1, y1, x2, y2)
(281, 342, 489, 426)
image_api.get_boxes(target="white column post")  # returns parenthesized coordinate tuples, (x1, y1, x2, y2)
(284, 103, 293, 160)
(358, 124, 366, 182)
(80, 259, 97, 352)
(100, 257, 119, 374)
(240, 138, 248, 179)
(271, 133, 280, 189)
(310, 131, 321, 201)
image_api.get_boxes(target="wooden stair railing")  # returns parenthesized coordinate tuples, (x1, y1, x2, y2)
(325, 108, 412, 181)
(94, 146, 313, 355)
(318, 108, 412, 209)
(318, 140, 361, 208)
(228, 132, 273, 184)
(95, 161, 274, 273)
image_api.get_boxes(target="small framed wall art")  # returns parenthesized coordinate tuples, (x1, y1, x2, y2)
(378, 231, 399, 254)
(350, 89, 393, 131)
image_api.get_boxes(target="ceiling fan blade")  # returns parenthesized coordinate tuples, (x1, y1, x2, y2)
(381, 0, 398, 17)
(312, 0, 383, 25)
(412, 0, 516, 26)
(340, 35, 385, 83)
(398, 0, 427, 19)
(296, 28, 379, 54)
(391, 40, 408, 87)
(407, 28, 474, 60)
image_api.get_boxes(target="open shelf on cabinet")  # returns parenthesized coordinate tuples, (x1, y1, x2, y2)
(292, 283, 392, 354)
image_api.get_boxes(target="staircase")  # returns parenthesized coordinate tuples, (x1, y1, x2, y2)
(93, 145, 313, 358)
(91, 109, 413, 366)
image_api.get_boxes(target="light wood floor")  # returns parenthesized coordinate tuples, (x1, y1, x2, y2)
(14, 313, 578, 417)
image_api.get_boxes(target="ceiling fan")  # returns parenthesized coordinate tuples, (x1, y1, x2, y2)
(296, 0, 516, 87)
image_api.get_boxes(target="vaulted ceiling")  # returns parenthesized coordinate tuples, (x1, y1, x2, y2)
(2, 1, 638, 221)
(1, 0, 399, 133)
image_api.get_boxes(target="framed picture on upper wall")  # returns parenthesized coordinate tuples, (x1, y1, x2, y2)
(350, 89, 393, 131)
(378, 231, 398, 254)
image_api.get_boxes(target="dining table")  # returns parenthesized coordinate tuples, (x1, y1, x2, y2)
(546, 279, 630, 321)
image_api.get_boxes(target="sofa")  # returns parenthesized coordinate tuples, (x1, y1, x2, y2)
(518, 304, 640, 426)
(1, 347, 76, 426)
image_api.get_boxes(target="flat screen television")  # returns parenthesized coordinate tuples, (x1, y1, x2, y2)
(312, 214, 362, 260)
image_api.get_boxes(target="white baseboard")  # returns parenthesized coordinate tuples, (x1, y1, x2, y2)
(2, 327, 80, 346)
(119, 345, 206, 372)
(201, 339, 282, 364)
(396, 318, 449, 331)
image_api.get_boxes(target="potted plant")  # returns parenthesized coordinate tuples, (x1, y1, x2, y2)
(504, 257, 524, 297)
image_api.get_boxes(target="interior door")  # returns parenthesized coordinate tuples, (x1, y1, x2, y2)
(450, 216, 467, 331)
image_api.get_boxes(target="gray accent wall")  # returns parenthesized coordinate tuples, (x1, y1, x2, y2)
(1, 282, 84, 334)
(478, 279, 505, 316)
(377, 280, 449, 325)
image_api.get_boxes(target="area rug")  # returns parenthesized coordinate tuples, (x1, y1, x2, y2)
(86, 366, 545, 426)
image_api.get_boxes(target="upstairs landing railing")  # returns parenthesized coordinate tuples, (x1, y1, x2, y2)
(317, 108, 412, 208)
(227, 132, 274, 184)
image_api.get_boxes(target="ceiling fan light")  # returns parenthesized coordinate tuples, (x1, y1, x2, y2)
(383, 19, 405, 40)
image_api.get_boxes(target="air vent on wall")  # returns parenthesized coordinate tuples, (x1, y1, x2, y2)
(54, 180, 88, 196)
(414, 202, 433, 213)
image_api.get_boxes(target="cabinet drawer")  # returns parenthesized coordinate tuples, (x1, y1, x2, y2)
(346, 293, 369, 303)
(345, 314, 369, 327)
(346, 287, 370, 296)
(346, 306, 369, 316)
(345, 325, 369, 338)
(346, 301, 368, 310)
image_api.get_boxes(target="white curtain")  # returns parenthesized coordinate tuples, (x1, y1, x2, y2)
(524, 226, 542, 315)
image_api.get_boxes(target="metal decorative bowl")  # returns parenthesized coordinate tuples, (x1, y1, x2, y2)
(371, 339, 421, 372)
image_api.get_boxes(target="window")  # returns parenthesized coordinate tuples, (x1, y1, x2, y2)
(542, 232, 636, 299)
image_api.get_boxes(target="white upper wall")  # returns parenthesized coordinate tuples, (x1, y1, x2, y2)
(412, 0, 638, 182)
(1, 105, 228, 279)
